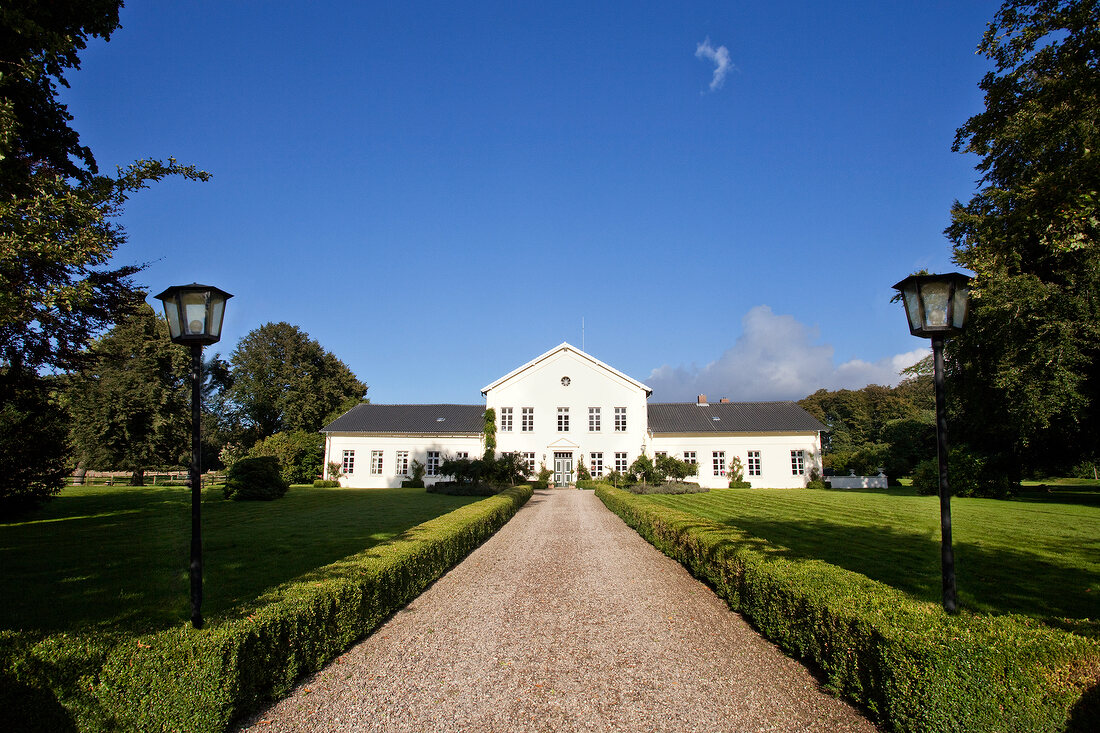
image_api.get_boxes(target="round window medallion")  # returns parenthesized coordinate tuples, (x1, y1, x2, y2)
(561, 376, 571, 386)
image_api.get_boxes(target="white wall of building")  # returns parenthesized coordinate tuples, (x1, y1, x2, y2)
(485, 346, 649, 482)
(324, 433, 484, 488)
(649, 432, 822, 489)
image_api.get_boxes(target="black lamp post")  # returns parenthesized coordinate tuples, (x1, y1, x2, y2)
(154, 284, 232, 629)
(892, 272, 971, 614)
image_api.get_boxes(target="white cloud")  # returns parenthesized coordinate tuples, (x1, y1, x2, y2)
(646, 305, 929, 402)
(695, 38, 733, 91)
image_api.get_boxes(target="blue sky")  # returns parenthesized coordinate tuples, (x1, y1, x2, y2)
(63, 1, 998, 404)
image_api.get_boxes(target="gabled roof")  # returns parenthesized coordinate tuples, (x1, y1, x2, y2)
(322, 404, 485, 434)
(647, 402, 826, 434)
(481, 342, 652, 396)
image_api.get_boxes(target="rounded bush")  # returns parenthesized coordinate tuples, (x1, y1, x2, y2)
(224, 456, 289, 501)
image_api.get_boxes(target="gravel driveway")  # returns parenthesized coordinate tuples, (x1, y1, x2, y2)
(237, 489, 878, 732)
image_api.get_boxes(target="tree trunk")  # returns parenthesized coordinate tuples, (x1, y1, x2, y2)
(73, 461, 87, 486)
(131, 469, 145, 486)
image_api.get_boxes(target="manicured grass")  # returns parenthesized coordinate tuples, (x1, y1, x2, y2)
(0, 485, 481, 635)
(644, 487, 1100, 632)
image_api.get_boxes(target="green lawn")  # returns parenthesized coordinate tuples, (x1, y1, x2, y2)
(0, 485, 481, 635)
(644, 487, 1100, 632)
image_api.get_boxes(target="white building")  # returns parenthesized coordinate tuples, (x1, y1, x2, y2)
(322, 343, 825, 489)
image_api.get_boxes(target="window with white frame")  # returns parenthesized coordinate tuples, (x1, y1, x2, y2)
(455, 451, 469, 460)
(588, 407, 601, 431)
(747, 450, 761, 476)
(614, 452, 628, 473)
(521, 407, 534, 432)
(655, 451, 667, 459)
(342, 450, 355, 474)
(791, 450, 805, 475)
(590, 452, 604, 477)
(557, 407, 569, 432)
(500, 407, 513, 432)
(522, 452, 536, 475)
(713, 451, 726, 477)
(614, 406, 627, 432)
(426, 451, 441, 476)
(370, 450, 383, 475)
(395, 451, 409, 476)
(683, 451, 696, 465)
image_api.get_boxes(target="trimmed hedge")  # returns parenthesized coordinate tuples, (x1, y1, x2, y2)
(595, 485, 1099, 733)
(1, 485, 532, 732)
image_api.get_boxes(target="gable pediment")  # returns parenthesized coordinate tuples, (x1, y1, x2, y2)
(546, 437, 580, 449)
(481, 342, 652, 397)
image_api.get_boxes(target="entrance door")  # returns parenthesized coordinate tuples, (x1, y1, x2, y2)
(553, 452, 573, 485)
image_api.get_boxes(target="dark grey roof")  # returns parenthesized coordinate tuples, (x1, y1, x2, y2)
(647, 402, 827, 434)
(322, 404, 485, 434)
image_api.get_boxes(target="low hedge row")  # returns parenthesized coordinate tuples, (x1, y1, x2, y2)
(595, 485, 1099, 733)
(1, 485, 532, 733)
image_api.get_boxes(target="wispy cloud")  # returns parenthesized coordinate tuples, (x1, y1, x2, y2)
(695, 38, 733, 91)
(646, 305, 929, 402)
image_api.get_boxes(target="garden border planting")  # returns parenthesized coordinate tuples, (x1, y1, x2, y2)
(1, 485, 532, 732)
(595, 485, 1099, 733)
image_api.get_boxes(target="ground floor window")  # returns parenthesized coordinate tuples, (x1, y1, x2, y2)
(455, 451, 469, 460)
(590, 452, 604, 477)
(395, 451, 409, 476)
(614, 452, 628, 473)
(427, 451, 441, 476)
(791, 450, 805, 475)
(370, 450, 383, 475)
(747, 450, 761, 476)
(713, 451, 726, 477)
(522, 452, 535, 476)
(683, 451, 696, 465)
(342, 450, 355, 474)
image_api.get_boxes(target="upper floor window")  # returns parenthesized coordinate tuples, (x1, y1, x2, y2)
(614, 407, 627, 432)
(500, 407, 513, 432)
(588, 407, 601, 431)
(342, 450, 355, 474)
(557, 407, 569, 432)
(521, 407, 534, 432)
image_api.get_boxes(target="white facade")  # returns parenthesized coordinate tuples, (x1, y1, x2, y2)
(322, 343, 823, 489)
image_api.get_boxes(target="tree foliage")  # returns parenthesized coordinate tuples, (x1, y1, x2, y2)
(247, 430, 324, 485)
(799, 370, 934, 478)
(0, 3, 209, 509)
(67, 305, 190, 483)
(228, 322, 367, 441)
(947, 0, 1100, 478)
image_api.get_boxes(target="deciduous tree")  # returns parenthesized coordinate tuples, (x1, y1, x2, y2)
(947, 0, 1100, 478)
(228, 322, 367, 441)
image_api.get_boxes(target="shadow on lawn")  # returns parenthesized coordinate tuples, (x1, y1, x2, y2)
(718, 515, 1099, 628)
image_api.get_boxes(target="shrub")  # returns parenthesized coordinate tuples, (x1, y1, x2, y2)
(728, 455, 745, 483)
(426, 481, 505, 496)
(223, 457, 289, 501)
(247, 431, 323, 485)
(657, 454, 698, 482)
(312, 479, 339, 488)
(576, 461, 591, 481)
(912, 447, 1012, 498)
(403, 459, 426, 488)
(623, 481, 707, 495)
(806, 479, 827, 490)
(628, 455, 661, 485)
(2, 487, 533, 732)
(534, 463, 552, 489)
(594, 485, 1100, 733)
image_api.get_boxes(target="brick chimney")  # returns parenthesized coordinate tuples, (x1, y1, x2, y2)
(697, 394, 707, 405)
(720, 398, 730, 403)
